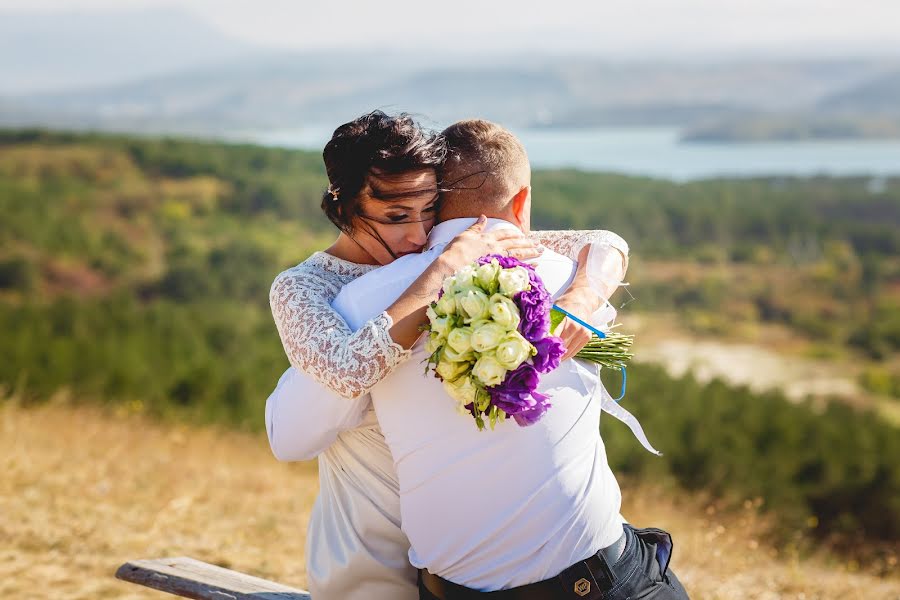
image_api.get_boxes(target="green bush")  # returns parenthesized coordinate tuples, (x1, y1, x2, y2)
(602, 364, 900, 542)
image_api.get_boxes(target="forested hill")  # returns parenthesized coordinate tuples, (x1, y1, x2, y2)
(3, 128, 899, 258)
(1, 130, 899, 548)
(2, 128, 897, 362)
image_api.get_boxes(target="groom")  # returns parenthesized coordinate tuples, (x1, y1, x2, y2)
(330, 119, 689, 599)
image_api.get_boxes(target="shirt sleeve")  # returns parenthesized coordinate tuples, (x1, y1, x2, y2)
(333, 247, 446, 331)
(269, 265, 411, 401)
(265, 367, 371, 461)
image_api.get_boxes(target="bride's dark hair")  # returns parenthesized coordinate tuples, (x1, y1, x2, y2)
(321, 110, 447, 232)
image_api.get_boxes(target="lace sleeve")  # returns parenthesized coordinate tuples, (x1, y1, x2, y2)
(531, 229, 630, 272)
(269, 266, 411, 400)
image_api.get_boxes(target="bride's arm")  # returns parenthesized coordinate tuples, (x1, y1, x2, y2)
(269, 265, 410, 403)
(267, 264, 398, 461)
(266, 225, 540, 460)
(532, 229, 630, 358)
(270, 220, 540, 401)
(265, 229, 627, 461)
(530, 229, 629, 277)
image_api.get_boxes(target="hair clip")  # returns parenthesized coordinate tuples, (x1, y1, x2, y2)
(327, 185, 341, 201)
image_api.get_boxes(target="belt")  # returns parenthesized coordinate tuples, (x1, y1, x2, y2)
(419, 531, 627, 600)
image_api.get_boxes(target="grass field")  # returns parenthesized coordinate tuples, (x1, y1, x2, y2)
(2, 400, 897, 600)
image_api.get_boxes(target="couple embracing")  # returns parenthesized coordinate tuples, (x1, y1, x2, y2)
(267, 111, 690, 600)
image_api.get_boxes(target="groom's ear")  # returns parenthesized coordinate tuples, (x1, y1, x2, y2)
(511, 185, 531, 229)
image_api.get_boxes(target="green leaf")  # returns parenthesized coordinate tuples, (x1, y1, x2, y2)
(550, 308, 567, 334)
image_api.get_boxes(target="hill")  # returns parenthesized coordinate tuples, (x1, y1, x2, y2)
(0, 129, 897, 552)
(819, 70, 900, 114)
(6, 56, 899, 134)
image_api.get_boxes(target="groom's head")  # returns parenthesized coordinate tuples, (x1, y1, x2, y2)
(438, 120, 532, 232)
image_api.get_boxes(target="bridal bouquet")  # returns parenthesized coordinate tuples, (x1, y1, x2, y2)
(424, 254, 633, 430)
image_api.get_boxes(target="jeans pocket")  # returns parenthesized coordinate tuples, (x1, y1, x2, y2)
(629, 526, 674, 581)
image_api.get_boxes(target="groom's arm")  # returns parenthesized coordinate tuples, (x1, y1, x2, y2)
(265, 366, 372, 461)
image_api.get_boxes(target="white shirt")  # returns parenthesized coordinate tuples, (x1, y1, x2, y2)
(332, 218, 624, 591)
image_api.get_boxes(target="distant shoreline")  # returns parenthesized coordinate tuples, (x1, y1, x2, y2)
(679, 114, 900, 144)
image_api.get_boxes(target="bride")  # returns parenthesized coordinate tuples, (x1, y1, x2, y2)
(267, 110, 630, 599)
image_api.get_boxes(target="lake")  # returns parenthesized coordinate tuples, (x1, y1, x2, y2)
(245, 126, 900, 181)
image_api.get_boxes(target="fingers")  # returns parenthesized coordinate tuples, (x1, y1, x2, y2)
(495, 233, 541, 260)
(465, 214, 487, 232)
(505, 245, 542, 261)
(445, 221, 540, 265)
(486, 228, 527, 242)
(558, 320, 592, 360)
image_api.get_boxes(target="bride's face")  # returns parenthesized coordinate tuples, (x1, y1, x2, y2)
(351, 168, 440, 265)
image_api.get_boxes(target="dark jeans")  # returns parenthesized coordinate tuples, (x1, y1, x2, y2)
(418, 524, 690, 599)
(600, 524, 690, 599)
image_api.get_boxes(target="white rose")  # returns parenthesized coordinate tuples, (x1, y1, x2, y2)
(498, 266, 531, 296)
(443, 375, 478, 406)
(495, 331, 534, 370)
(472, 354, 507, 387)
(457, 289, 491, 322)
(441, 275, 456, 295)
(470, 322, 508, 352)
(475, 260, 501, 290)
(489, 294, 521, 330)
(468, 318, 490, 331)
(452, 265, 477, 291)
(436, 359, 470, 382)
(425, 332, 443, 355)
(430, 315, 452, 339)
(447, 326, 473, 354)
(426, 304, 440, 322)
(443, 344, 475, 363)
(436, 293, 457, 316)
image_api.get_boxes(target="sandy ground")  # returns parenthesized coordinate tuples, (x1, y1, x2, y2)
(1, 401, 897, 600)
(622, 312, 900, 424)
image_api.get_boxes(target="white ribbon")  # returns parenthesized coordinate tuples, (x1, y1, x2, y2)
(595, 378, 663, 456)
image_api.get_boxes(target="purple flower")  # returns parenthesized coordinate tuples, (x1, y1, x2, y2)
(518, 283, 551, 341)
(477, 254, 536, 272)
(519, 298, 550, 341)
(488, 364, 552, 426)
(532, 336, 566, 373)
(512, 392, 551, 426)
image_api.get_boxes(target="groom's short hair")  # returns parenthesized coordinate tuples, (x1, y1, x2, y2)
(439, 120, 530, 215)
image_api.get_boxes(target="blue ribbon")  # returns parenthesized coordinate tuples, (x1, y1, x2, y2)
(551, 304, 606, 338)
(552, 304, 627, 402)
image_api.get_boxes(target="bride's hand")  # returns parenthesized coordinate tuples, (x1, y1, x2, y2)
(552, 295, 596, 361)
(441, 215, 541, 267)
(554, 243, 611, 360)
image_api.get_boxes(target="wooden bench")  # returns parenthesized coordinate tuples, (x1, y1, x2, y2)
(116, 557, 311, 599)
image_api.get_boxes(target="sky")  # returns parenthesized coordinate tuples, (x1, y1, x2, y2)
(1, 0, 899, 58)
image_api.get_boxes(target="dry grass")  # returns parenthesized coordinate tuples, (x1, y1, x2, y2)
(1, 401, 897, 600)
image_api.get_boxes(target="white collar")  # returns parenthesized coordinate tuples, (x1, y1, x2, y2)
(426, 218, 521, 250)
